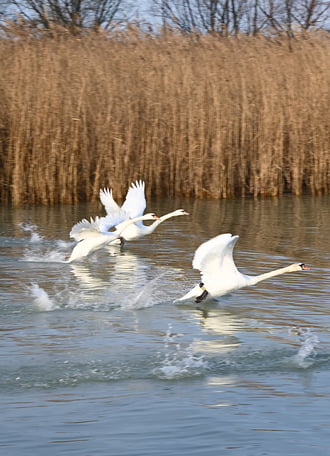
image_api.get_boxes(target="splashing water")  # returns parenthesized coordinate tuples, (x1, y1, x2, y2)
(29, 283, 58, 311)
(121, 270, 177, 310)
(153, 325, 208, 379)
(21, 248, 68, 263)
(18, 223, 72, 262)
(288, 327, 319, 368)
(19, 223, 44, 243)
(56, 240, 73, 249)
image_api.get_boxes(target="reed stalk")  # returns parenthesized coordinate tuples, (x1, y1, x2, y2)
(0, 26, 329, 205)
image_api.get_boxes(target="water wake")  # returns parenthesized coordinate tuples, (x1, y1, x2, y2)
(120, 269, 180, 310)
(153, 325, 208, 379)
(18, 221, 73, 262)
(22, 248, 69, 263)
(27, 273, 170, 313)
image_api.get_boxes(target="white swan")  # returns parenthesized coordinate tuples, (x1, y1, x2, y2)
(176, 233, 310, 303)
(66, 212, 159, 263)
(99, 180, 189, 243)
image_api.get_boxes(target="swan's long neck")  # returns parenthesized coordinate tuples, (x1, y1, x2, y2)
(116, 217, 136, 235)
(132, 211, 178, 235)
(248, 265, 298, 286)
(115, 216, 145, 236)
(117, 215, 155, 235)
(148, 211, 180, 228)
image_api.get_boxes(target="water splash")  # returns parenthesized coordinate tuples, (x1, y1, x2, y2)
(19, 223, 44, 243)
(120, 270, 176, 310)
(22, 248, 68, 263)
(288, 327, 319, 368)
(29, 283, 58, 311)
(56, 239, 71, 247)
(153, 325, 208, 379)
(18, 223, 72, 262)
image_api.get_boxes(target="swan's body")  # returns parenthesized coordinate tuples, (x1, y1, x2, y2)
(176, 233, 310, 303)
(99, 181, 189, 243)
(66, 212, 159, 263)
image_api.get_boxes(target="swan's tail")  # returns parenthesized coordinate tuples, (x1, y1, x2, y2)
(174, 284, 202, 303)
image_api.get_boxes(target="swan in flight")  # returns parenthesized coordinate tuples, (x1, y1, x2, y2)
(66, 212, 159, 263)
(176, 233, 310, 303)
(99, 180, 189, 243)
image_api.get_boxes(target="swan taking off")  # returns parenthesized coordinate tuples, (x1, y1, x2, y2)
(176, 233, 310, 303)
(99, 180, 189, 243)
(66, 212, 159, 263)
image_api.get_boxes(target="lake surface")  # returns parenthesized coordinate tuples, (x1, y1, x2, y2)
(1, 195, 330, 455)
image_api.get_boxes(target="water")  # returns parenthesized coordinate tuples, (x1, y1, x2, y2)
(1, 196, 330, 455)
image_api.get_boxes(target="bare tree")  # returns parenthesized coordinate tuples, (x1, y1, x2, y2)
(1, 0, 329, 33)
(291, 0, 330, 29)
(152, 0, 253, 34)
(1, 0, 132, 31)
(258, 0, 330, 34)
(151, 0, 330, 35)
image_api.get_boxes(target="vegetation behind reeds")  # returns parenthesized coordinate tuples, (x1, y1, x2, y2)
(0, 27, 329, 205)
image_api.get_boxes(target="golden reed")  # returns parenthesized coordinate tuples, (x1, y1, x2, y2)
(0, 25, 329, 205)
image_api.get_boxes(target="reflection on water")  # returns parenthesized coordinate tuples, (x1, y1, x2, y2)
(180, 196, 329, 271)
(0, 195, 330, 456)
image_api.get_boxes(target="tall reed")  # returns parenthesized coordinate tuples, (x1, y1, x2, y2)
(0, 26, 329, 205)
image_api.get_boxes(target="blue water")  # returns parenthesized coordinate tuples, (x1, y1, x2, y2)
(1, 196, 330, 455)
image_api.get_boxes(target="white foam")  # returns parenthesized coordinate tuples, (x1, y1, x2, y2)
(156, 348, 208, 379)
(153, 326, 208, 379)
(19, 223, 44, 243)
(22, 249, 68, 263)
(120, 270, 175, 310)
(29, 283, 58, 311)
(18, 223, 73, 262)
(288, 327, 319, 368)
(55, 240, 73, 249)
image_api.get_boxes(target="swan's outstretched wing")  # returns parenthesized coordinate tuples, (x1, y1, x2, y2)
(99, 188, 121, 215)
(121, 180, 146, 219)
(70, 213, 127, 241)
(193, 233, 240, 282)
(70, 217, 103, 241)
(95, 212, 128, 233)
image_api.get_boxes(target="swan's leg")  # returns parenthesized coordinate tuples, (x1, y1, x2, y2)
(119, 237, 125, 247)
(195, 283, 209, 303)
(195, 290, 209, 303)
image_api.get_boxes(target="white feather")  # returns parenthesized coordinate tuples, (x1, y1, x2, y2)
(176, 233, 309, 302)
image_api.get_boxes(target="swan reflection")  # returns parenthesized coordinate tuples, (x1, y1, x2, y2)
(69, 248, 152, 293)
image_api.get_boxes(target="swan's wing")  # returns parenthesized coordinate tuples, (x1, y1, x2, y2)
(70, 217, 103, 241)
(121, 180, 146, 219)
(95, 211, 130, 233)
(99, 188, 121, 215)
(70, 213, 128, 241)
(192, 233, 240, 280)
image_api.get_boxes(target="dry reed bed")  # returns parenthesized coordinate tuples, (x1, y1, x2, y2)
(0, 29, 329, 205)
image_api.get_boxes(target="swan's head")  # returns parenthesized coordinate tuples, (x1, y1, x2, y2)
(291, 263, 311, 271)
(171, 209, 190, 216)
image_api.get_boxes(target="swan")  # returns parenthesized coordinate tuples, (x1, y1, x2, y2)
(176, 233, 310, 303)
(99, 180, 189, 243)
(66, 212, 159, 263)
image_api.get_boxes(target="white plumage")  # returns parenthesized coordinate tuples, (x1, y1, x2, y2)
(99, 180, 189, 242)
(176, 233, 310, 303)
(66, 211, 159, 263)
